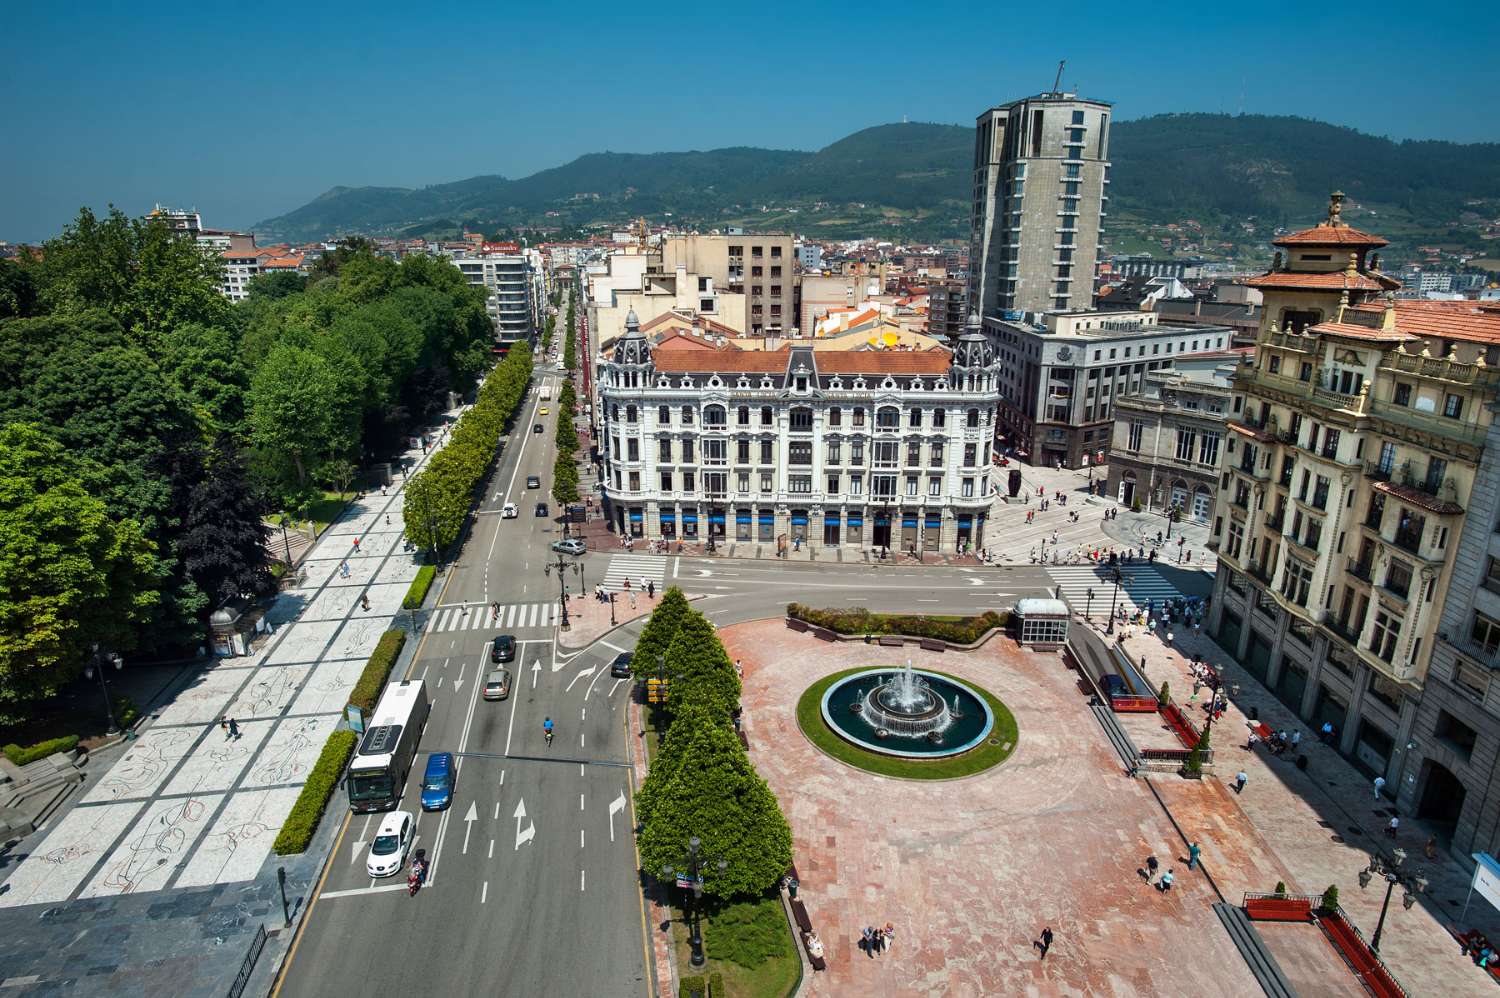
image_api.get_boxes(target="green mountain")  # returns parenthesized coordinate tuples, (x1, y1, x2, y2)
(254, 115, 1500, 256)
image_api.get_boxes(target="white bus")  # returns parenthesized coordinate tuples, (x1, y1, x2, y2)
(348, 679, 430, 813)
(539, 383, 553, 402)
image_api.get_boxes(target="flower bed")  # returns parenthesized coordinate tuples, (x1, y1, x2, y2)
(786, 604, 1006, 645)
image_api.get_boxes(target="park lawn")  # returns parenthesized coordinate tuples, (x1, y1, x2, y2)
(796, 667, 1018, 780)
(270, 490, 356, 537)
(669, 894, 800, 998)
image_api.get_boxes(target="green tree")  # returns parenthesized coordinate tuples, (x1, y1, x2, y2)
(247, 343, 357, 487)
(158, 322, 250, 439)
(0, 424, 161, 722)
(176, 436, 272, 604)
(0, 259, 39, 319)
(636, 705, 792, 900)
(632, 587, 691, 679)
(662, 611, 741, 719)
(551, 455, 579, 506)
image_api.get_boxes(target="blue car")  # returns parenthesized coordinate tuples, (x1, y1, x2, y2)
(419, 752, 456, 811)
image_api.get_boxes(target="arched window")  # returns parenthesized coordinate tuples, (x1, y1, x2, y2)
(966, 408, 980, 428)
(704, 405, 726, 428)
(736, 406, 750, 426)
(876, 406, 901, 430)
(626, 405, 637, 423)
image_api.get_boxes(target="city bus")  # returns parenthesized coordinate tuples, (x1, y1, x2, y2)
(539, 382, 553, 402)
(347, 679, 430, 813)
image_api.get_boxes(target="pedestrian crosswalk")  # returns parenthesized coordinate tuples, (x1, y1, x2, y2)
(601, 554, 667, 593)
(429, 603, 558, 632)
(1045, 563, 1192, 618)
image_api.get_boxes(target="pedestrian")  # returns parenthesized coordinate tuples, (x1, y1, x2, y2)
(1320, 720, 1334, 743)
(622, 578, 631, 591)
(1188, 842, 1202, 870)
(1426, 836, 1438, 860)
(883, 922, 894, 954)
(220, 716, 230, 740)
(1387, 816, 1400, 839)
(1146, 854, 1159, 883)
(1290, 730, 1301, 753)
(861, 925, 875, 958)
(1035, 925, 1053, 960)
(639, 576, 648, 592)
(1158, 869, 1175, 892)
(385, 514, 391, 526)
(874, 927, 886, 954)
(352, 537, 361, 552)
(1374, 775, 1386, 800)
(647, 580, 655, 598)
(735, 658, 743, 677)
(629, 590, 637, 609)
(228, 717, 240, 740)
(1234, 770, 1248, 794)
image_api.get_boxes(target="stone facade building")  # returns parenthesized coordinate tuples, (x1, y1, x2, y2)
(597, 312, 1001, 554)
(1206, 193, 1500, 858)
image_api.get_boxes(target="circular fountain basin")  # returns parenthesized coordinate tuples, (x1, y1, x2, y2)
(820, 668, 994, 758)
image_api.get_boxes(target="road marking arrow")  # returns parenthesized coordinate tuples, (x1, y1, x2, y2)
(694, 568, 713, 578)
(531, 659, 541, 689)
(513, 798, 535, 850)
(565, 666, 595, 693)
(452, 678, 464, 695)
(966, 577, 984, 586)
(608, 789, 626, 842)
(461, 801, 478, 853)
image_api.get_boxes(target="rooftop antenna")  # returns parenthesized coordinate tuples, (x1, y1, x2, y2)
(1052, 59, 1065, 94)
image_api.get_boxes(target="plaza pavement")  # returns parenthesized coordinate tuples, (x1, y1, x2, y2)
(1116, 621, 1500, 995)
(0, 414, 459, 993)
(723, 619, 1258, 997)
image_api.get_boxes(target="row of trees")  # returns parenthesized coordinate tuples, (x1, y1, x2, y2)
(551, 380, 580, 507)
(633, 590, 792, 899)
(403, 345, 533, 555)
(0, 208, 500, 723)
(562, 297, 577, 372)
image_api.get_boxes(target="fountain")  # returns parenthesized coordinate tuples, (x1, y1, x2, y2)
(820, 661, 994, 758)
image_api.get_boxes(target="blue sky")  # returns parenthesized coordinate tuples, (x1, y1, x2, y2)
(2, 0, 1494, 242)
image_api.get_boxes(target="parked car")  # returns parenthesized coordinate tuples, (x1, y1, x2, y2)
(483, 668, 512, 701)
(610, 652, 634, 678)
(492, 634, 517, 663)
(366, 810, 414, 877)
(526, 475, 541, 489)
(550, 538, 586, 555)
(419, 752, 456, 811)
(501, 502, 518, 518)
(535, 502, 549, 517)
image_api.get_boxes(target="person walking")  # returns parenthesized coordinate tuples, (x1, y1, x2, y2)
(1158, 869, 1175, 892)
(1374, 775, 1387, 800)
(647, 580, 655, 598)
(883, 922, 895, 955)
(1035, 926, 1053, 960)
(1290, 730, 1301, 753)
(1146, 854, 1159, 883)
(220, 716, 231, 740)
(227, 717, 240, 740)
(1188, 842, 1202, 871)
(1320, 721, 1334, 743)
(1234, 770, 1248, 794)
(1387, 816, 1400, 839)
(861, 925, 875, 958)
(352, 536, 361, 552)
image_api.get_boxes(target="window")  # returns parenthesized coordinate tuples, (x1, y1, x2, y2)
(788, 441, 812, 465)
(736, 406, 750, 426)
(1312, 475, 1330, 510)
(853, 407, 866, 428)
(850, 440, 864, 465)
(876, 406, 900, 429)
(790, 407, 813, 431)
(626, 404, 637, 423)
(928, 476, 942, 496)
(932, 408, 946, 428)
(1269, 355, 1281, 374)
(964, 444, 978, 468)
(1473, 613, 1500, 655)
(760, 406, 773, 426)
(1282, 559, 1313, 606)
(659, 471, 672, 491)
(1385, 558, 1412, 599)
(627, 439, 639, 461)
(1176, 428, 1197, 462)
(829, 407, 842, 427)
(1435, 710, 1478, 760)
(682, 471, 695, 493)
(906, 439, 922, 465)
(1377, 441, 1396, 476)
(1198, 432, 1220, 466)
(905, 476, 919, 497)
(681, 439, 694, 462)
(659, 438, 673, 462)
(1071, 109, 1084, 125)
(872, 474, 897, 500)
(1445, 393, 1464, 419)
(704, 405, 725, 428)
(909, 408, 922, 427)
(1370, 610, 1401, 662)
(736, 471, 749, 493)
(1128, 421, 1144, 451)
(929, 441, 944, 466)
(789, 475, 812, 494)
(1426, 457, 1447, 494)
(759, 473, 773, 495)
(1394, 509, 1425, 554)
(827, 474, 839, 494)
(759, 440, 773, 464)
(1303, 518, 1322, 551)
(737, 440, 750, 463)
(849, 473, 863, 496)
(962, 477, 976, 497)
(1364, 492, 1385, 529)
(659, 405, 670, 423)
(827, 440, 842, 465)
(681, 406, 694, 425)
(874, 441, 899, 467)
(1227, 521, 1244, 558)
(966, 408, 980, 428)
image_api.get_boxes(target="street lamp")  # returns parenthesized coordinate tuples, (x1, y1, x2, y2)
(1358, 848, 1428, 953)
(663, 836, 729, 968)
(1085, 587, 1095, 621)
(83, 644, 124, 735)
(1105, 566, 1132, 635)
(543, 552, 581, 630)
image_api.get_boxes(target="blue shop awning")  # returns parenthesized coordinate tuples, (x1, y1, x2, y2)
(709, 513, 726, 524)
(957, 514, 973, 525)
(759, 512, 774, 523)
(846, 515, 864, 526)
(683, 514, 699, 524)
(924, 516, 941, 529)
(791, 515, 808, 526)
(736, 512, 752, 523)
(629, 511, 643, 521)
(902, 516, 917, 528)
(660, 512, 676, 522)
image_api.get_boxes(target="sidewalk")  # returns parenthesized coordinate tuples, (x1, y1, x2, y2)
(1110, 620, 1500, 995)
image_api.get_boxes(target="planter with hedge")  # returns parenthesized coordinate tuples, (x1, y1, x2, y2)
(3, 735, 81, 766)
(349, 630, 407, 713)
(272, 728, 358, 855)
(402, 565, 436, 610)
(785, 604, 1006, 646)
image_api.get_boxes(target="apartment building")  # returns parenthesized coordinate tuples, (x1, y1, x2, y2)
(597, 311, 1001, 553)
(451, 247, 533, 345)
(663, 233, 795, 336)
(1107, 358, 1238, 521)
(926, 279, 968, 342)
(968, 92, 1112, 318)
(1207, 194, 1500, 853)
(984, 309, 1234, 469)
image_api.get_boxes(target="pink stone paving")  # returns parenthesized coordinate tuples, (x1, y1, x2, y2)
(722, 621, 1258, 997)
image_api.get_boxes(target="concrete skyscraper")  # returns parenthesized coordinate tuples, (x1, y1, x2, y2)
(968, 92, 1112, 318)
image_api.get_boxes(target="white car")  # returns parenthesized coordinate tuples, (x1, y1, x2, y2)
(502, 502, 518, 519)
(366, 810, 414, 878)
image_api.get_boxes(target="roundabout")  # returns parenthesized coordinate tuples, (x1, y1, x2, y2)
(797, 666, 1017, 779)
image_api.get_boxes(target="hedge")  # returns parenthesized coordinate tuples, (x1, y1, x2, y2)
(785, 604, 1006, 645)
(349, 629, 407, 713)
(272, 728, 358, 855)
(679, 976, 705, 998)
(402, 565, 436, 609)
(3, 735, 80, 766)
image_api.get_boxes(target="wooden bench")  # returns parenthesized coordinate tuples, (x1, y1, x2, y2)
(1317, 911, 1404, 998)
(1244, 897, 1313, 922)
(786, 617, 810, 633)
(919, 638, 945, 652)
(1111, 695, 1159, 713)
(877, 636, 904, 647)
(810, 626, 837, 642)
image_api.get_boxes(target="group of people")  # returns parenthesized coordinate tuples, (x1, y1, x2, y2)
(858, 923, 896, 958)
(1143, 855, 1175, 892)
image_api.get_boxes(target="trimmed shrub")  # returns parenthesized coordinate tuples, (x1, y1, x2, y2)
(115, 695, 140, 728)
(679, 976, 705, 998)
(1274, 881, 1288, 898)
(1158, 681, 1171, 705)
(1319, 884, 1340, 912)
(273, 728, 358, 855)
(785, 604, 1005, 645)
(708, 973, 723, 997)
(402, 565, 436, 609)
(3, 735, 81, 766)
(349, 629, 407, 712)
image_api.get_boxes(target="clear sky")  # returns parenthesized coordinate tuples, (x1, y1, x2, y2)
(2, 0, 1494, 242)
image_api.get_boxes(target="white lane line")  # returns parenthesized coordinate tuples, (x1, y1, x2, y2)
(319, 884, 412, 900)
(494, 802, 499, 820)
(580, 731, 586, 748)
(580, 828, 585, 848)
(673, 557, 679, 578)
(488, 838, 495, 859)
(482, 881, 488, 903)
(579, 793, 585, 812)
(428, 638, 489, 885)
(580, 869, 586, 892)
(610, 678, 626, 698)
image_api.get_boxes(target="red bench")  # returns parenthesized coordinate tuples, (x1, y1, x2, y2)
(1111, 695, 1158, 713)
(1317, 910, 1405, 998)
(1160, 702, 1201, 749)
(1244, 897, 1312, 922)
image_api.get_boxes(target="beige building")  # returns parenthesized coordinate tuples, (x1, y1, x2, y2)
(1208, 193, 1500, 811)
(968, 92, 1111, 317)
(663, 233, 795, 336)
(800, 273, 875, 334)
(594, 261, 746, 353)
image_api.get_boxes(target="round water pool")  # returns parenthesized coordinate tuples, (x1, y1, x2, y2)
(819, 666, 994, 758)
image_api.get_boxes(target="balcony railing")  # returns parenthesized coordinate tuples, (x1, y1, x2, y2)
(1347, 558, 1373, 583)
(1366, 462, 1393, 483)
(1392, 529, 1423, 556)
(1264, 514, 1285, 533)
(1371, 398, 1487, 449)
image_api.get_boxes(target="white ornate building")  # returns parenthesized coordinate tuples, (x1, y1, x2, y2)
(597, 311, 1002, 553)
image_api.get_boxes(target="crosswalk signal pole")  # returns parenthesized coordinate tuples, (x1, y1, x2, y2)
(1105, 568, 1129, 636)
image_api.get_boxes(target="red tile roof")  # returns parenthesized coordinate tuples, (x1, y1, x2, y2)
(1348, 300, 1500, 346)
(1304, 321, 1418, 344)
(1227, 421, 1275, 443)
(1273, 224, 1388, 249)
(815, 351, 952, 375)
(1241, 271, 1392, 292)
(1372, 481, 1463, 516)
(650, 346, 952, 376)
(652, 351, 787, 373)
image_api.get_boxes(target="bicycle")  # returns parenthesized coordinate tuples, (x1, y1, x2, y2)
(543, 719, 554, 747)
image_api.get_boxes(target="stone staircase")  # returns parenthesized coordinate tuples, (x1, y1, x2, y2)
(0, 751, 87, 839)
